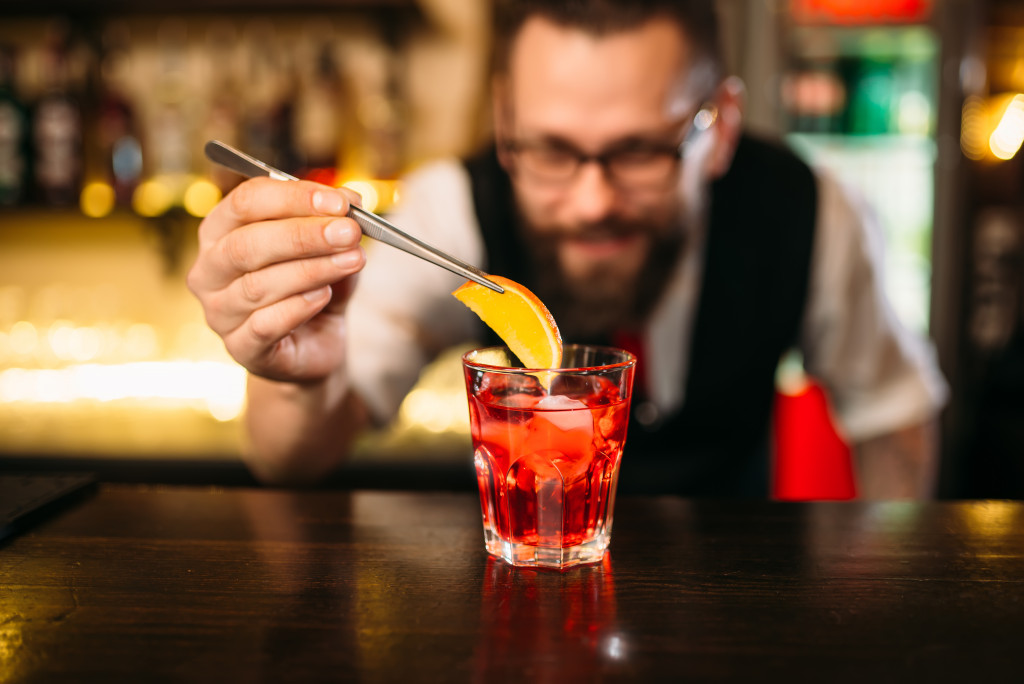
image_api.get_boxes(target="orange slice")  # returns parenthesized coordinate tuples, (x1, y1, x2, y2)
(453, 275, 563, 369)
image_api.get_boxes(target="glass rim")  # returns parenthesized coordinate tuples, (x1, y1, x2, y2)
(461, 343, 637, 374)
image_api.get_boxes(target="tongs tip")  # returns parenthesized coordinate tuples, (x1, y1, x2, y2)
(477, 276, 505, 294)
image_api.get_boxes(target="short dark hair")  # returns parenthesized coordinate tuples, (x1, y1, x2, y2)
(491, 0, 723, 86)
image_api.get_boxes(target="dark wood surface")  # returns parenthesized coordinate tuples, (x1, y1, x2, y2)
(3, 485, 1024, 682)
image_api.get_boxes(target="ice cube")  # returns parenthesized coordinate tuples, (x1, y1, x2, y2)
(550, 374, 615, 402)
(534, 394, 593, 433)
(515, 396, 598, 484)
(475, 372, 545, 407)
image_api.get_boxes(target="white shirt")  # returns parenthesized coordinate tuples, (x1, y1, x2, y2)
(346, 157, 948, 442)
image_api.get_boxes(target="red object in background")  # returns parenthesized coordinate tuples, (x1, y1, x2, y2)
(300, 167, 338, 186)
(790, 0, 931, 24)
(772, 379, 857, 501)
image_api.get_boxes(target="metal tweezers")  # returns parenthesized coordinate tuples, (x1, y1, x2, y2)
(204, 140, 504, 293)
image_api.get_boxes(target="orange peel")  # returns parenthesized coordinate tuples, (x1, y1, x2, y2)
(453, 275, 563, 369)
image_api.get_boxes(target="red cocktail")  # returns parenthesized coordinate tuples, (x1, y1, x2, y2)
(463, 345, 635, 569)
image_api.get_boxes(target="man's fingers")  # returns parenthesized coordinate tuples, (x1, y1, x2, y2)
(192, 213, 363, 293)
(203, 248, 366, 335)
(220, 287, 336, 375)
(199, 177, 362, 245)
(221, 215, 362, 276)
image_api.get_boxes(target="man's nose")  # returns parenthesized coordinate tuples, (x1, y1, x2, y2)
(563, 159, 619, 224)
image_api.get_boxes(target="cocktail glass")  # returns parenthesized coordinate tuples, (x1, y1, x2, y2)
(462, 345, 636, 570)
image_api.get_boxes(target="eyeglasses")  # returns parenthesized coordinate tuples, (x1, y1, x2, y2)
(502, 103, 718, 191)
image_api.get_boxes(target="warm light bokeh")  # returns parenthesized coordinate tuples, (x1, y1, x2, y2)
(961, 93, 1024, 162)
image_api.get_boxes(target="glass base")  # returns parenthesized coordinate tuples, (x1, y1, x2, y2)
(483, 528, 609, 570)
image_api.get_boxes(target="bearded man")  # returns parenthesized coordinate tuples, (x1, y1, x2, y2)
(187, 0, 946, 497)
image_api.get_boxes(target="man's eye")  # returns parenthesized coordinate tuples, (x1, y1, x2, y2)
(527, 147, 577, 167)
(612, 148, 664, 167)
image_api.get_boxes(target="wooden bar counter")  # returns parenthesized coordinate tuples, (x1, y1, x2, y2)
(2, 484, 1023, 681)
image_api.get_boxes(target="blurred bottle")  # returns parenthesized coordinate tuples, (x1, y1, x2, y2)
(150, 20, 193, 178)
(239, 22, 299, 178)
(0, 44, 30, 207)
(783, 62, 846, 135)
(891, 29, 937, 138)
(200, 22, 242, 194)
(843, 31, 898, 136)
(357, 51, 404, 179)
(293, 42, 348, 183)
(31, 23, 84, 207)
(91, 23, 143, 208)
(266, 75, 301, 177)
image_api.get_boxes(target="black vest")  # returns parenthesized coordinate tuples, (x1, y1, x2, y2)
(464, 135, 817, 497)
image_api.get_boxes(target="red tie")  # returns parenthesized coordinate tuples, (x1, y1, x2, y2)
(612, 330, 647, 401)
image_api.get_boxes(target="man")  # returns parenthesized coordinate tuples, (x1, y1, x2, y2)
(187, 0, 947, 497)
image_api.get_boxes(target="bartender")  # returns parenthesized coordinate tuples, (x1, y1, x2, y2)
(187, 0, 947, 497)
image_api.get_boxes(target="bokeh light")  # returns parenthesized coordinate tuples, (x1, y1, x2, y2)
(961, 95, 988, 160)
(8, 321, 38, 357)
(989, 94, 1024, 161)
(183, 178, 223, 217)
(80, 181, 116, 218)
(0, 361, 246, 421)
(132, 179, 175, 217)
(343, 180, 380, 213)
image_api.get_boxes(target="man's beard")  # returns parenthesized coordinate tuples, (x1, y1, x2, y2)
(525, 219, 685, 343)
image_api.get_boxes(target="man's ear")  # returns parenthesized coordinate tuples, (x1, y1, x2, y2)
(706, 76, 745, 179)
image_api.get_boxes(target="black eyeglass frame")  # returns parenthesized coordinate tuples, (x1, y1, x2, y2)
(499, 103, 720, 190)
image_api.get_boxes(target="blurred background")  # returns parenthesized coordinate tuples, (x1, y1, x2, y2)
(0, 0, 1022, 498)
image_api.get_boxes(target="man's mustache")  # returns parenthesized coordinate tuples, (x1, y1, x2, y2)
(535, 220, 651, 243)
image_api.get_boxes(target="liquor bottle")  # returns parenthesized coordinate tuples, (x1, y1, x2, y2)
(350, 42, 403, 180)
(267, 83, 301, 178)
(293, 42, 348, 184)
(31, 25, 83, 207)
(149, 20, 193, 179)
(200, 21, 242, 194)
(266, 45, 303, 178)
(93, 24, 143, 207)
(240, 23, 300, 177)
(0, 44, 29, 207)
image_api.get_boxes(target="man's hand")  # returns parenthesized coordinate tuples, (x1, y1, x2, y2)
(187, 178, 370, 485)
(187, 178, 365, 383)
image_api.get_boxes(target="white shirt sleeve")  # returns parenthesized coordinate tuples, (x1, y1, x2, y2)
(800, 172, 948, 442)
(345, 159, 485, 424)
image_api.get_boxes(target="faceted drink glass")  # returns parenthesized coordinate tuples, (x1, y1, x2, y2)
(462, 345, 636, 570)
